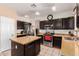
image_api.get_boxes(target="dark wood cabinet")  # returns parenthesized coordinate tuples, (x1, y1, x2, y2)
(40, 21, 45, 29)
(11, 39, 40, 56)
(62, 17, 74, 29)
(11, 41, 24, 56)
(53, 36, 62, 49)
(37, 35, 43, 44)
(17, 21, 25, 29)
(35, 40, 40, 55)
(25, 42, 35, 56)
(48, 20, 55, 29)
(54, 19, 62, 29)
(17, 21, 31, 30)
(39, 16, 74, 30)
(25, 40, 40, 56)
(40, 20, 54, 29)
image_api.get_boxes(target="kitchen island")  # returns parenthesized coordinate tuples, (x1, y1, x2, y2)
(11, 36, 41, 56)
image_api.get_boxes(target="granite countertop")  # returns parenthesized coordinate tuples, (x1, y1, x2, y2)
(55, 34, 79, 38)
(38, 32, 79, 38)
(17, 33, 26, 36)
(10, 36, 41, 45)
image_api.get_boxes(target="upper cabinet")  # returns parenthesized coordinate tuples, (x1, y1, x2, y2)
(40, 20, 54, 29)
(54, 19, 62, 29)
(17, 21, 25, 29)
(39, 16, 74, 30)
(62, 17, 74, 29)
(40, 21, 46, 29)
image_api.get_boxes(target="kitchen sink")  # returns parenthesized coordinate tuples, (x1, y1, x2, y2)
(64, 37, 79, 41)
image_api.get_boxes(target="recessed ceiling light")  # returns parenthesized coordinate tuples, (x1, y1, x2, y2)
(24, 15, 29, 18)
(35, 11, 40, 15)
(52, 6, 56, 11)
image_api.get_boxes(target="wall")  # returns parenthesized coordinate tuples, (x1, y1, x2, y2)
(0, 5, 17, 19)
(0, 5, 17, 52)
(0, 17, 1, 50)
(17, 17, 31, 22)
(0, 5, 17, 39)
(53, 11, 73, 19)
(0, 16, 16, 51)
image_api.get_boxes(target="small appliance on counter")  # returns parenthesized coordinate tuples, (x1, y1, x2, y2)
(36, 28, 39, 35)
(68, 31, 74, 36)
(51, 30, 55, 35)
(73, 30, 79, 36)
(17, 29, 26, 37)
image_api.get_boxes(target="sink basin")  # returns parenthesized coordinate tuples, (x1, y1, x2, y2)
(64, 37, 79, 41)
(65, 37, 75, 40)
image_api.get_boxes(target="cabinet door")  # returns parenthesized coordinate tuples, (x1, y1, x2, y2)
(53, 36, 62, 49)
(35, 40, 40, 55)
(40, 21, 45, 29)
(63, 18, 69, 29)
(17, 21, 25, 29)
(25, 42, 35, 56)
(11, 41, 24, 56)
(40, 20, 54, 29)
(48, 20, 55, 29)
(69, 18, 74, 29)
(61, 38, 75, 56)
(62, 17, 74, 29)
(54, 19, 62, 29)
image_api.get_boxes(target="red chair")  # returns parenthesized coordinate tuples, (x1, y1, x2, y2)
(43, 35, 53, 47)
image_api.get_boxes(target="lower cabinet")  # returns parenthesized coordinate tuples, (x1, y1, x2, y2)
(61, 38, 75, 56)
(35, 40, 40, 55)
(37, 35, 43, 44)
(53, 36, 62, 49)
(11, 41, 24, 56)
(25, 40, 40, 56)
(11, 39, 40, 56)
(25, 42, 35, 56)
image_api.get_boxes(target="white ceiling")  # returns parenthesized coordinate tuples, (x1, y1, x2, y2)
(0, 3, 76, 18)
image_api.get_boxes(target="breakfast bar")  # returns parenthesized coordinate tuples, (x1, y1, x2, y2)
(11, 36, 41, 56)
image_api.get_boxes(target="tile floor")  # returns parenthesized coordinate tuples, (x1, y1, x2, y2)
(38, 45, 61, 56)
(0, 45, 61, 56)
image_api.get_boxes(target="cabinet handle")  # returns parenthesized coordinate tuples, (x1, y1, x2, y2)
(15, 45, 18, 49)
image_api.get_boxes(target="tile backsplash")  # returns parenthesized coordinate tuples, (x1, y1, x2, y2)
(39, 30, 74, 34)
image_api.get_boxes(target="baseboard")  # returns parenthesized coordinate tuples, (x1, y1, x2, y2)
(0, 49, 11, 53)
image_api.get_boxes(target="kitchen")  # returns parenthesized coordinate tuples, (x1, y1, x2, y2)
(0, 3, 79, 56)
